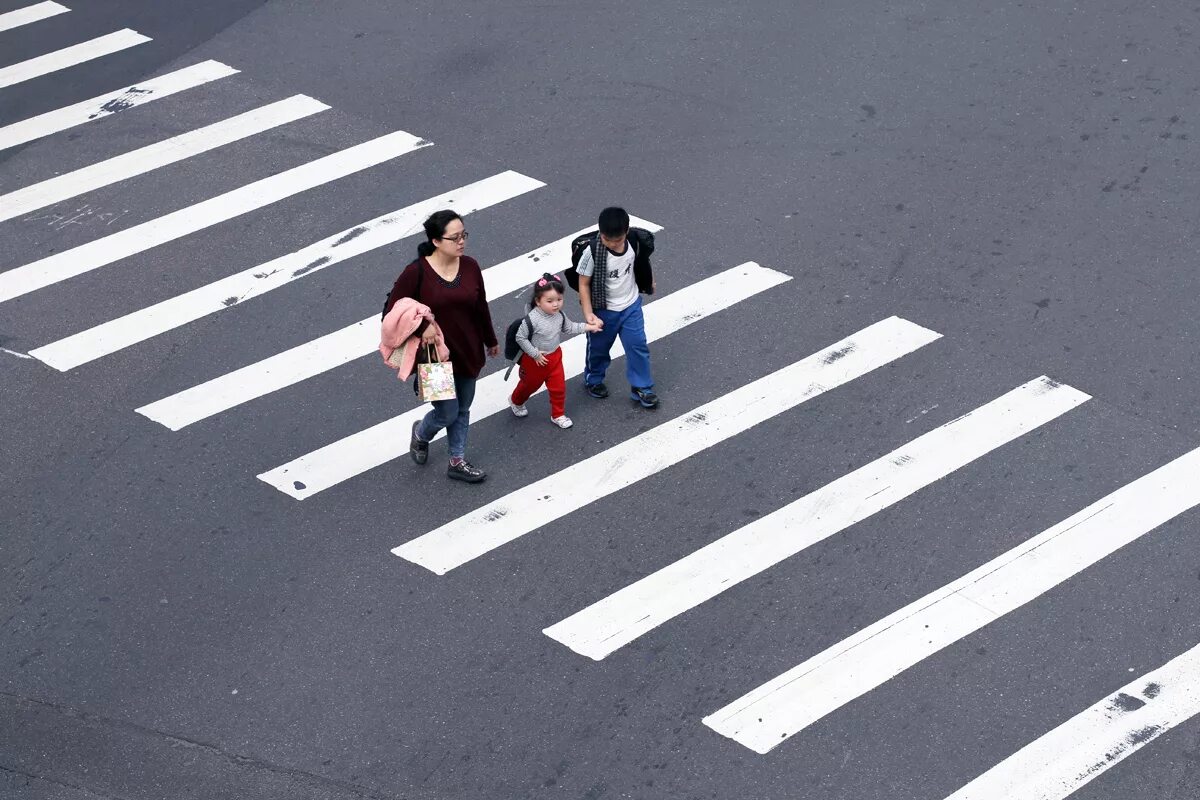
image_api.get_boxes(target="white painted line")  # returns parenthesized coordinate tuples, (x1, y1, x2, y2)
(0, 60, 239, 152)
(0, 2, 69, 33)
(0, 29, 150, 89)
(30, 171, 543, 371)
(259, 262, 792, 500)
(944, 638, 1200, 800)
(546, 377, 1090, 663)
(398, 317, 942, 575)
(704, 445, 1200, 754)
(0, 95, 330, 223)
(1, 130, 430, 305)
(135, 217, 661, 430)
(0, 347, 33, 359)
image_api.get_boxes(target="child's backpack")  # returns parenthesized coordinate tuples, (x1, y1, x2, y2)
(502, 313, 568, 379)
(562, 228, 655, 291)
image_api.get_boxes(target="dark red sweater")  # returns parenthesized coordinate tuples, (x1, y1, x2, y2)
(385, 256, 497, 379)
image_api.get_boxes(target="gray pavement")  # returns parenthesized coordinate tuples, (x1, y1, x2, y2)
(3, 1, 1200, 798)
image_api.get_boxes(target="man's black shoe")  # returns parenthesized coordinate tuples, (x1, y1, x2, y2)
(586, 382, 609, 399)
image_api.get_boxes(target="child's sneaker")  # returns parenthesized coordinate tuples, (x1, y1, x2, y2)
(550, 415, 573, 429)
(509, 400, 528, 418)
(631, 387, 659, 409)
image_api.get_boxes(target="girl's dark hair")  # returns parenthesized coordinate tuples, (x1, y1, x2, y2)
(529, 272, 565, 309)
(416, 209, 463, 258)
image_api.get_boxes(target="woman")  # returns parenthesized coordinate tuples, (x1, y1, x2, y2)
(384, 210, 499, 483)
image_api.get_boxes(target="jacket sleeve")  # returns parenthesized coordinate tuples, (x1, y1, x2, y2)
(474, 260, 499, 348)
(560, 313, 588, 337)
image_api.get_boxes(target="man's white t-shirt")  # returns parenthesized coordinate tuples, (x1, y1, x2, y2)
(600, 244, 638, 312)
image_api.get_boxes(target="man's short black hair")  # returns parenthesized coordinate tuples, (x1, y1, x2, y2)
(598, 206, 630, 238)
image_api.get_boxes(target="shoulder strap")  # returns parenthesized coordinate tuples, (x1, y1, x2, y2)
(560, 314, 567, 331)
(524, 314, 534, 338)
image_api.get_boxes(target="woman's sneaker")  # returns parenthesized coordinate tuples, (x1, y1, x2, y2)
(409, 421, 429, 465)
(447, 458, 486, 483)
(509, 400, 529, 418)
(630, 387, 659, 409)
(550, 415, 573, 429)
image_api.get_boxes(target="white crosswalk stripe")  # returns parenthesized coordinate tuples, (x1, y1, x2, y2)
(395, 316, 942, 575)
(943, 637, 1200, 800)
(258, 263, 791, 500)
(0, 60, 239, 151)
(0, 28, 149, 88)
(134, 217, 660, 430)
(544, 377, 1090, 662)
(0, 95, 330, 223)
(1, 130, 430, 305)
(0, 1, 69, 33)
(29, 170, 544, 371)
(703, 443, 1200, 753)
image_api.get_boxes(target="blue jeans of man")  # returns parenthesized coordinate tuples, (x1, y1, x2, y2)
(417, 372, 477, 459)
(585, 296, 653, 390)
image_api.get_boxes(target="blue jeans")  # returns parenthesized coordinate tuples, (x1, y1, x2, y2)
(584, 296, 653, 390)
(417, 372, 477, 459)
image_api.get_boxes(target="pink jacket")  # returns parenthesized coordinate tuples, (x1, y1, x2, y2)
(380, 298, 450, 381)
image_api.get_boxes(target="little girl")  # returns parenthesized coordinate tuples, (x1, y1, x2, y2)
(509, 273, 602, 428)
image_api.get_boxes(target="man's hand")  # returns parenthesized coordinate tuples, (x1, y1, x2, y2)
(584, 319, 604, 333)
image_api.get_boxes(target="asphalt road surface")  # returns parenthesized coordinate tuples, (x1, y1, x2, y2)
(4, 2, 1200, 798)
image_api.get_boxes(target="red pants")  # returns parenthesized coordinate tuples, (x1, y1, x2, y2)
(510, 347, 566, 417)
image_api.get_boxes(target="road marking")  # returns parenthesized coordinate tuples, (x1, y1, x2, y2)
(29, 171, 544, 371)
(0, 60, 239, 152)
(545, 377, 1090, 663)
(943, 638, 1200, 800)
(0, 130, 430, 305)
(0, 2, 69, 33)
(0, 28, 149, 88)
(258, 262, 791, 500)
(703, 444, 1200, 754)
(0, 95, 329, 223)
(0, 347, 33, 359)
(397, 317, 941, 575)
(135, 217, 661, 430)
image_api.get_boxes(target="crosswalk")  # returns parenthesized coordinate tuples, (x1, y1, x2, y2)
(4, 6, 1199, 799)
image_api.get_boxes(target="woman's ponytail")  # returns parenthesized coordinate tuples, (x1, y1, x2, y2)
(416, 240, 435, 258)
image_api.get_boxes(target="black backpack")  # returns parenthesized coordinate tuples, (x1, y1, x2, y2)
(502, 313, 567, 379)
(562, 228, 655, 291)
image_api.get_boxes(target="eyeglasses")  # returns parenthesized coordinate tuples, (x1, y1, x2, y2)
(439, 231, 469, 243)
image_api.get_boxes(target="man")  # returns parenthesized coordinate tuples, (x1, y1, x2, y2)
(575, 206, 659, 409)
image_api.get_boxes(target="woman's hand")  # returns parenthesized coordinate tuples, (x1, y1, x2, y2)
(533, 352, 548, 367)
(487, 344, 501, 358)
(420, 326, 438, 345)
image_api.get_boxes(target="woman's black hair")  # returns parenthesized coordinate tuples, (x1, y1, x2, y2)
(529, 272, 565, 309)
(416, 209, 463, 258)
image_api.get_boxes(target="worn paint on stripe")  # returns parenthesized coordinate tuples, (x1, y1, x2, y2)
(1, 130, 429, 304)
(0, 2, 69, 33)
(258, 263, 791, 500)
(397, 317, 941, 575)
(30, 171, 543, 370)
(0, 29, 150, 88)
(0, 60, 239, 152)
(704, 445, 1200, 754)
(135, 218, 661, 430)
(546, 377, 1090, 663)
(0, 95, 330, 223)
(945, 639, 1200, 799)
